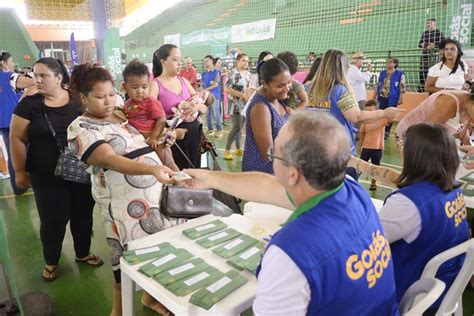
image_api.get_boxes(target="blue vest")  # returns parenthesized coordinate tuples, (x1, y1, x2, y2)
(201, 69, 221, 100)
(386, 181, 469, 306)
(376, 70, 403, 106)
(307, 84, 356, 154)
(258, 178, 399, 315)
(0, 71, 21, 128)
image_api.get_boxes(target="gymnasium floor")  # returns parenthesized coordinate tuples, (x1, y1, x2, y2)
(0, 121, 473, 315)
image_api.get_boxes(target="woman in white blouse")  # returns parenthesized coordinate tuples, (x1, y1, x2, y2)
(425, 38, 468, 93)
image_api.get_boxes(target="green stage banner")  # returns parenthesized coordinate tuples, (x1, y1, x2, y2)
(447, 0, 472, 45)
(104, 28, 124, 83)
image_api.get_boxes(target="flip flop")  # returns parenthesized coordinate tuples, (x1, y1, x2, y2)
(42, 265, 58, 282)
(369, 184, 377, 191)
(75, 254, 104, 267)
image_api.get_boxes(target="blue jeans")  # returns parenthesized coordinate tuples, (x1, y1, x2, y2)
(1, 128, 27, 195)
(206, 98, 222, 131)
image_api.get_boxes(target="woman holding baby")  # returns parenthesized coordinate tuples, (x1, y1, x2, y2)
(150, 44, 209, 169)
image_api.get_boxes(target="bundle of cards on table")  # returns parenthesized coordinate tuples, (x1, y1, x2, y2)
(212, 234, 259, 259)
(189, 270, 247, 310)
(460, 171, 474, 184)
(139, 249, 193, 276)
(196, 228, 241, 248)
(182, 219, 228, 240)
(122, 242, 175, 264)
(154, 257, 210, 286)
(226, 242, 265, 274)
(462, 183, 474, 197)
(166, 266, 224, 297)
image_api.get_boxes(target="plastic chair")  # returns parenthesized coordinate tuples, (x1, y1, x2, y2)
(399, 277, 446, 315)
(420, 238, 474, 316)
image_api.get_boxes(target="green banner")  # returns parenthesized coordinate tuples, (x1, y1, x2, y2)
(447, 0, 472, 46)
(180, 27, 231, 47)
(104, 28, 124, 85)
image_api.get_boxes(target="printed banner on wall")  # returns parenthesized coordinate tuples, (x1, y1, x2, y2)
(448, 1, 471, 45)
(180, 27, 231, 47)
(164, 33, 181, 47)
(231, 19, 276, 43)
(104, 28, 124, 83)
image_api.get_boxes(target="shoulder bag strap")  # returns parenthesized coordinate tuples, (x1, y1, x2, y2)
(41, 97, 64, 153)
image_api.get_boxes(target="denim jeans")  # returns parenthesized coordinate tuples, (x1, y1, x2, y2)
(1, 128, 28, 195)
(206, 98, 222, 131)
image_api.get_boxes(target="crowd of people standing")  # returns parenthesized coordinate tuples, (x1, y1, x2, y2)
(0, 14, 472, 314)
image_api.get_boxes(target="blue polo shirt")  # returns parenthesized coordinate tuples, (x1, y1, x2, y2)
(201, 68, 221, 100)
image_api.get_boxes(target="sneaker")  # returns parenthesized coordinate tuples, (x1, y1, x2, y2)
(235, 149, 243, 156)
(0, 172, 10, 180)
(215, 131, 224, 138)
(206, 130, 215, 137)
(223, 151, 233, 160)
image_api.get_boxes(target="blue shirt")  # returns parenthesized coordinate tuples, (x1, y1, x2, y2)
(307, 84, 356, 154)
(242, 92, 288, 174)
(0, 71, 21, 128)
(201, 69, 221, 100)
(386, 181, 469, 307)
(260, 178, 399, 315)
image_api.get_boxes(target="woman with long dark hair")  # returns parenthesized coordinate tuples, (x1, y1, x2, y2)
(380, 123, 468, 312)
(10, 58, 102, 282)
(149, 44, 208, 169)
(425, 38, 468, 93)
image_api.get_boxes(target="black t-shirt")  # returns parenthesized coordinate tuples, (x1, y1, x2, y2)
(418, 29, 445, 49)
(14, 93, 83, 173)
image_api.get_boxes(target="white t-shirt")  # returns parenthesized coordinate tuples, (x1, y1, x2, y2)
(427, 61, 468, 90)
(347, 65, 372, 102)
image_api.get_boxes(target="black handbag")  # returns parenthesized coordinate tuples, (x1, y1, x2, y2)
(160, 185, 213, 219)
(42, 102, 91, 185)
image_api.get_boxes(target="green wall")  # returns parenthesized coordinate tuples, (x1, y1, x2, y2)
(0, 9, 39, 68)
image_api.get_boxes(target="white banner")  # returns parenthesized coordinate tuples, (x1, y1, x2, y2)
(164, 33, 181, 47)
(231, 19, 276, 43)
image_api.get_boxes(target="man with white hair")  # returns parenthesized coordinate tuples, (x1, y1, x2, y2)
(179, 57, 197, 89)
(347, 52, 372, 112)
(185, 112, 399, 315)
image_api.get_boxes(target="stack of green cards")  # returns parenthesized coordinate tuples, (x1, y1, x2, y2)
(122, 242, 175, 265)
(139, 249, 193, 276)
(166, 267, 225, 297)
(226, 242, 265, 274)
(462, 183, 474, 197)
(153, 257, 209, 286)
(461, 172, 474, 184)
(189, 270, 247, 310)
(212, 235, 258, 259)
(183, 220, 228, 240)
(196, 228, 241, 249)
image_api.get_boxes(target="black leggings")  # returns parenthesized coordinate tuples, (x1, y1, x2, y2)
(172, 120, 202, 169)
(360, 148, 383, 166)
(29, 173, 95, 265)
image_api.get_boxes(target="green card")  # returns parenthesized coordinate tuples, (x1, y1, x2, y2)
(122, 242, 175, 265)
(212, 235, 259, 259)
(189, 270, 247, 310)
(166, 266, 225, 297)
(183, 219, 228, 240)
(153, 258, 210, 286)
(196, 228, 241, 249)
(139, 249, 193, 277)
(226, 242, 265, 272)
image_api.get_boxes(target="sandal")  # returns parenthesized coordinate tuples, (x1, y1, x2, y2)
(42, 265, 58, 282)
(141, 296, 172, 316)
(369, 184, 377, 191)
(75, 254, 104, 267)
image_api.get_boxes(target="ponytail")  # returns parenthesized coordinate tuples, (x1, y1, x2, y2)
(152, 44, 177, 78)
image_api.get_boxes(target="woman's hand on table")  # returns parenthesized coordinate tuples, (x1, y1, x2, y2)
(182, 168, 213, 189)
(152, 165, 176, 184)
(16, 171, 30, 189)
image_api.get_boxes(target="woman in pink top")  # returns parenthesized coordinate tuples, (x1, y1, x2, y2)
(396, 86, 474, 147)
(149, 44, 208, 169)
